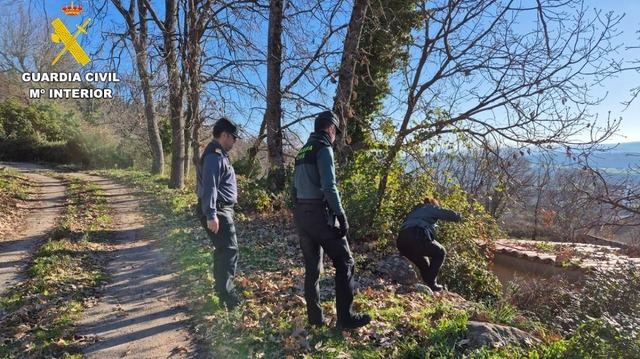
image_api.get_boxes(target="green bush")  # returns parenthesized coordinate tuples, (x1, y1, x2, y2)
(65, 130, 133, 169)
(506, 266, 640, 357)
(0, 99, 132, 169)
(338, 150, 502, 301)
(338, 150, 399, 241)
(0, 139, 73, 163)
(0, 99, 77, 144)
(577, 266, 640, 335)
(236, 175, 271, 212)
(562, 318, 640, 359)
(233, 155, 263, 179)
(235, 163, 294, 213)
(432, 184, 503, 301)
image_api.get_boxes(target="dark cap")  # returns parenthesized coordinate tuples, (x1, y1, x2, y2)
(213, 117, 241, 139)
(314, 110, 341, 134)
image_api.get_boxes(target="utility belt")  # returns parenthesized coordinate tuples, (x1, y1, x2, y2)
(196, 198, 234, 217)
(295, 198, 338, 227)
(216, 201, 235, 210)
(295, 198, 325, 205)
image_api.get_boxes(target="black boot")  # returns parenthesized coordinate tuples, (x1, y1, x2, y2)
(336, 313, 371, 330)
(426, 281, 443, 292)
(309, 318, 326, 327)
(308, 313, 325, 327)
(221, 292, 242, 309)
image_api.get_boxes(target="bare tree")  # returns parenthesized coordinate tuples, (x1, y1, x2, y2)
(111, 0, 165, 175)
(264, 0, 285, 191)
(143, 0, 185, 188)
(183, 0, 213, 179)
(573, 162, 640, 218)
(244, 0, 349, 178)
(332, 0, 369, 159)
(547, 20, 640, 236)
(532, 156, 552, 240)
(0, 4, 78, 99)
(198, 1, 265, 168)
(374, 0, 622, 213)
(532, 164, 625, 242)
(423, 141, 535, 219)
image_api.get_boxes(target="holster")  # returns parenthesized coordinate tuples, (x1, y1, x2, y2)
(325, 202, 338, 228)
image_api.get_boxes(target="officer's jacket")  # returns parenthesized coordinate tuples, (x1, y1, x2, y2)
(401, 204, 462, 239)
(197, 140, 237, 219)
(293, 132, 345, 216)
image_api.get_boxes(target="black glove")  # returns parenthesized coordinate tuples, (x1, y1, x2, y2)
(336, 214, 349, 238)
(290, 186, 298, 209)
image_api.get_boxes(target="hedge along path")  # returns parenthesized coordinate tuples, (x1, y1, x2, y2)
(69, 173, 197, 358)
(0, 162, 66, 293)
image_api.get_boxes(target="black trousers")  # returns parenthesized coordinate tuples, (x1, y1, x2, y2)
(198, 201, 239, 301)
(396, 226, 446, 285)
(294, 202, 356, 323)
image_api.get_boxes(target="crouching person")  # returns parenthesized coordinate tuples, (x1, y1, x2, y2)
(397, 196, 462, 292)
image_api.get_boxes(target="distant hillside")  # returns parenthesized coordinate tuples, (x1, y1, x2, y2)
(427, 142, 639, 177)
(528, 142, 640, 170)
(590, 142, 640, 169)
(602, 141, 640, 154)
(588, 153, 640, 170)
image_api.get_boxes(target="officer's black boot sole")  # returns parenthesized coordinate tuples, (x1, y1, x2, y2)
(336, 314, 371, 330)
(221, 293, 242, 309)
(308, 316, 325, 327)
(222, 300, 240, 310)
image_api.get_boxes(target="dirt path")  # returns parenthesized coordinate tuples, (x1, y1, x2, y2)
(70, 173, 197, 358)
(0, 162, 66, 294)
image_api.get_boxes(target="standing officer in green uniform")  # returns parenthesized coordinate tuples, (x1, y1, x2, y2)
(197, 117, 241, 309)
(292, 110, 371, 329)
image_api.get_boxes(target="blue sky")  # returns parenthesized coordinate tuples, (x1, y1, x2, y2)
(29, 0, 640, 144)
(585, 0, 640, 143)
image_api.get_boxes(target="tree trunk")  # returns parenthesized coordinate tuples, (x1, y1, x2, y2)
(186, 0, 207, 186)
(265, 0, 285, 191)
(533, 176, 543, 241)
(332, 0, 368, 161)
(187, 78, 200, 181)
(245, 117, 268, 178)
(137, 1, 164, 175)
(165, 0, 185, 189)
(184, 124, 192, 176)
(112, 0, 164, 175)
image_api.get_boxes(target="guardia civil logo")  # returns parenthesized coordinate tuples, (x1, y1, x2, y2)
(21, 2, 118, 101)
(51, 1, 91, 66)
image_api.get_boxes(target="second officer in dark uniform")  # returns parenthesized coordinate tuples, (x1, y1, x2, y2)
(292, 110, 371, 329)
(197, 117, 242, 309)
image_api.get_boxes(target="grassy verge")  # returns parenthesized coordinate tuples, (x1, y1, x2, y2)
(0, 167, 31, 236)
(0, 167, 29, 200)
(0, 176, 113, 358)
(93, 169, 588, 358)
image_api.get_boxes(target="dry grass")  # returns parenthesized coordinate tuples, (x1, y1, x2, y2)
(0, 167, 31, 238)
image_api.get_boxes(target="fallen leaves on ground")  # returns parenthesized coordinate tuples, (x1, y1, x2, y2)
(0, 176, 113, 358)
(0, 168, 31, 238)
